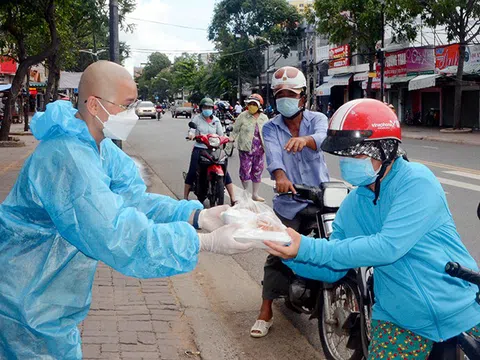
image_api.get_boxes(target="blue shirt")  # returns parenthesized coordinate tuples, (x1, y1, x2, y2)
(262, 110, 330, 220)
(191, 114, 223, 149)
(286, 157, 480, 341)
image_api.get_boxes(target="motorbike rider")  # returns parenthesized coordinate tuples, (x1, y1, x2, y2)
(215, 101, 234, 126)
(265, 98, 480, 358)
(184, 97, 237, 205)
(250, 66, 330, 338)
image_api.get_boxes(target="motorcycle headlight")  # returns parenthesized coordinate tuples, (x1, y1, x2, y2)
(209, 137, 221, 147)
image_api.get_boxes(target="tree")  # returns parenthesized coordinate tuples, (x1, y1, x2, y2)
(419, 0, 480, 129)
(208, 0, 302, 99)
(313, 0, 418, 97)
(142, 52, 171, 81)
(0, 0, 59, 141)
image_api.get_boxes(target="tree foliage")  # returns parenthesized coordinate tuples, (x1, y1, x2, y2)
(208, 0, 303, 97)
(313, 0, 419, 96)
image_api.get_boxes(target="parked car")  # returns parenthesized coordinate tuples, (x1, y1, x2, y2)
(172, 100, 193, 118)
(135, 101, 156, 119)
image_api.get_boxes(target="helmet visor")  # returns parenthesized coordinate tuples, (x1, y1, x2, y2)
(321, 130, 373, 153)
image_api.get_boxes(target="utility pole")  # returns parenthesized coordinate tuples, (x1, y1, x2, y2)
(380, 0, 385, 102)
(306, 26, 317, 110)
(109, 0, 122, 149)
(265, 46, 270, 106)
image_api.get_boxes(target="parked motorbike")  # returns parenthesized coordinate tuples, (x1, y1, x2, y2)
(279, 183, 372, 360)
(184, 121, 231, 207)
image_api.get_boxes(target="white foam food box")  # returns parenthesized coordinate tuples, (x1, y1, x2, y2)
(233, 228, 291, 249)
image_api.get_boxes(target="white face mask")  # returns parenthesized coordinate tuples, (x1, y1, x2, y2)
(95, 99, 139, 140)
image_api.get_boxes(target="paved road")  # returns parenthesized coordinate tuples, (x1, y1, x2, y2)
(127, 113, 480, 354)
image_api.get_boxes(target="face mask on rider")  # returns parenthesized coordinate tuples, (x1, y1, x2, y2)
(276, 97, 301, 118)
(339, 156, 380, 186)
(202, 109, 213, 118)
(247, 104, 259, 115)
(94, 99, 139, 141)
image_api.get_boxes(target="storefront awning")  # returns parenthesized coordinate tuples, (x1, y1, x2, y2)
(0, 84, 12, 92)
(329, 73, 352, 86)
(353, 72, 369, 82)
(408, 74, 441, 91)
(385, 75, 416, 84)
(315, 83, 331, 96)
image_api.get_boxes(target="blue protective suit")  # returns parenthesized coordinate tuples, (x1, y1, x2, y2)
(285, 157, 480, 342)
(0, 101, 203, 359)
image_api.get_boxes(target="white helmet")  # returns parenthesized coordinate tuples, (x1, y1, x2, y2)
(271, 66, 307, 96)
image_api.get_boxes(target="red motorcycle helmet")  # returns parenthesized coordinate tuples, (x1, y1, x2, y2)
(321, 98, 401, 154)
(321, 99, 403, 205)
(245, 93, 264, 108)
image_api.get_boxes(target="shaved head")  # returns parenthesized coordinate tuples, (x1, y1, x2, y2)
(77, 60, 138, 145)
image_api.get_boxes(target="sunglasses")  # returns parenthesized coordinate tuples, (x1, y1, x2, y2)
(274, 67, 300, 80)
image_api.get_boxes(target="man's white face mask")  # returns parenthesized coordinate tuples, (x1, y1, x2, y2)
(95, 99, 139, 141)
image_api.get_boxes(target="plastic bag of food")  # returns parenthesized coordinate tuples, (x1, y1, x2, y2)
(221, 190, 290, 249)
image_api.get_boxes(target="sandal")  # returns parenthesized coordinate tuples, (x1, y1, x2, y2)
(250, 318, 274, 338)
(252, 195, 265, 202)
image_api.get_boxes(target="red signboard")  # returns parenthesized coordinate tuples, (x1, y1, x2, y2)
(329, 45, 350, 68)
(381, 49, 407, 77)
(435, 44, 460, 70)
(0, 57, 17, 74)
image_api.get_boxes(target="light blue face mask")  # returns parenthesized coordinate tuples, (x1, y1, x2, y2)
(276, 97, 301, 118)
(202, 109, 213, 118)
(339, 157, 380, 186)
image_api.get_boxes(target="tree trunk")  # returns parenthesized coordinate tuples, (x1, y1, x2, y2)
(0, 0, 59, 141)
(453, 44, 466, 129)
(24, 70, 30, 131)
(45, 54, 55, 106)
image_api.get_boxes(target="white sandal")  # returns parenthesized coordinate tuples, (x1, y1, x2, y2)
(250, 318, 274, 338)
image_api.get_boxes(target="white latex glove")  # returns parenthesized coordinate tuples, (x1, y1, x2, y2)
(198, 224, 254, 255)
(199, 205, 230, 232)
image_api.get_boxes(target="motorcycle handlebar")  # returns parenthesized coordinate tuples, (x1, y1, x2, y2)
(445, 262, 480, 287)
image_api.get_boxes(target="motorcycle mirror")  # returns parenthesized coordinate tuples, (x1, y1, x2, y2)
(477, 202, 480, 220)
(188, 122, 197, 129)
(226, 125, 233, 132)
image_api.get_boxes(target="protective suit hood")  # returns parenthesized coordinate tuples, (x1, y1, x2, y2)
(31, 100, 92, 142)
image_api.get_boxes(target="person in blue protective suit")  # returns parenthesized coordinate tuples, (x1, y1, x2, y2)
(265, 99, 480, 358)
(0, 60, 253, 359)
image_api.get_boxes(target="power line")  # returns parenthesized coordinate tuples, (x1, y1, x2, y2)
(126, 17, 208, 31)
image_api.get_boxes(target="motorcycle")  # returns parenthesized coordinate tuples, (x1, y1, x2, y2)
(155, 105, 163, 120)
(279, 183, 372, 360)
(184, 121, 232, 207)
(222, 118, 235, 157)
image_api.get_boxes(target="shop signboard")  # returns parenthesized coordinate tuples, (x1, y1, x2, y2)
(0, 57, 17, 74)
(405, 47, 435, 76)
(435, 44, 480, 74)
(379, 47, 435, 77)
(329, 45, 350, 68)
(382, 49, 407, 77)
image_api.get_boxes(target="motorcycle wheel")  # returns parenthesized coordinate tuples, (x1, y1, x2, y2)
(318, 279, 365, 360)
(209, 178, 225, 206)
(224, 142, 234, 157)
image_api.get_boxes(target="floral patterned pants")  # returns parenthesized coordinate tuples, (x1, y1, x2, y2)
(368, 320, 480, 359)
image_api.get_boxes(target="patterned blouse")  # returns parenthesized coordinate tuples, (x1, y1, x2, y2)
(231, 110, 269, 152)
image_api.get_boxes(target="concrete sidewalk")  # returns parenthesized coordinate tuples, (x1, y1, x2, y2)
(0, 139, 200, 360)
(402, 125, 480, 146)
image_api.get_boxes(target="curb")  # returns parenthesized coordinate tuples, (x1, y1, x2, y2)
(9, 132, 33, 136)
(402, 133, 480, 146)
(0, 140, 26, 147)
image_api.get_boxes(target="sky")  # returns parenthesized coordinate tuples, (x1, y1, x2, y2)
(120, 0, 218, 74)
